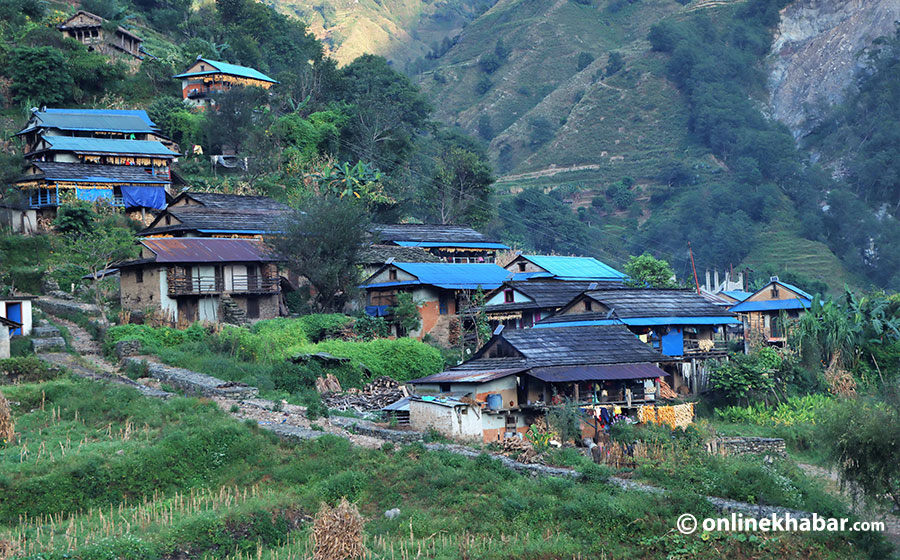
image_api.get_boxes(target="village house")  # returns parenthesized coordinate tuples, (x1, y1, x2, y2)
(357, 245, 440, 279)
(118, 238, 282, 324)
(0, 316, 22, 359)
(407, 325, 672, 442)
(361, 262, 511, 343)
(503, 254, 628, 282)
(5, 108, 179, 231)
(58, 11, 143, 69)
(535, 288, 740, 394)
(371, 224, 510, 263)
(139, 192, 292, 239)
(481, 280, 597, 329)
(729, 277, 814, 345)
(174, 57, 278, 108)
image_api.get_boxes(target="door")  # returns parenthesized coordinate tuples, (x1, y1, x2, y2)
(6, 303, 22, 336)
(246, 265, 259, 291)
(246, 297, 260, 319)
(179, 298, 198, 323)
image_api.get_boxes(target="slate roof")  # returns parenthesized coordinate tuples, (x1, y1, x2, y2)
(35, 137, 178, 157)
(139, 238, 276, 263)
(514, 255, 627, 280)
(140, 206, 289, 236)
(371, 223, 509, 249)
(173, 58, 278, 83)
(58, 11, 143, 41)
(366, 262, 511, 290)
(484, 281, 598, 312)
(582, 289, 728, 318)
(358, 245, 440, 265)
(174, 192, 291, 212)
(17, 108, 156, 135)
(494, 325, 669, 366)
(19, 162, 170, 185)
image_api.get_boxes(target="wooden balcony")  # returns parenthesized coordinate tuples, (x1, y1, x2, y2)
(683, 339, 728, 357)
(167, 273, 278, 296)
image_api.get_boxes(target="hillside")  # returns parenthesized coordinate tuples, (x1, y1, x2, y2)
(266, 0, 497, 66)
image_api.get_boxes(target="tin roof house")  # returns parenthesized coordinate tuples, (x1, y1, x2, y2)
(118, 238, 283, 325)
(407, 325, 672, 442)
(371, 224, 510, 263)
(503, 254, 628, 282)
(729, 277, 814, 345)
(536, 288, 740, 395)
(6, 108, 179, 232)
(174, 57, 278, 108)
(361, 262, 511, 344)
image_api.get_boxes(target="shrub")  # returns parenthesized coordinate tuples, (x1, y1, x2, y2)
(0, 356, 58, 384)
(576, 51, 594, 71)
(475, 76, 492, 95)
(714, 394, 832, 426)
(105, 323, 208, 355)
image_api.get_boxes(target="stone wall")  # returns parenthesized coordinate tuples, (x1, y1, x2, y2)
(707, 437, 787, 457)
(115, 339, 143, 359)
(123, 357, 258, 399)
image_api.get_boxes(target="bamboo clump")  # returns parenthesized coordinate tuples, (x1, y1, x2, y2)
(0, 390, 14, 445)
(312, 498, 364, 560)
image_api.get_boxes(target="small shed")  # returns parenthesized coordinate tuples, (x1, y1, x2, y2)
(0, 296, 35, 337)
(408, 396, 485, 440)
(381, 396, 411, 425)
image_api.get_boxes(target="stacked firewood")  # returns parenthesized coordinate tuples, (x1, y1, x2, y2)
(658, 380, 678, 400)
(320, 376, 408, 412)
(495, 437, 542, 464)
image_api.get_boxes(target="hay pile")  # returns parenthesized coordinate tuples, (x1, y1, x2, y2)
(825, 352, 857, 397)
(0, 539, 16, 560)
(313, 498, 365, 560)
(0, 390, 14, 445)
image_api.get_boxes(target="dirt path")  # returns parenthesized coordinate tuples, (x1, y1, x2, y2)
(798, 463, 900, 546)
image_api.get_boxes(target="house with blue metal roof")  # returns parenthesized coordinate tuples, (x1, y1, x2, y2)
(6, 108, 180, 232)
(729, 277, 814, 345)
(535, 288, 741, 395)
(504, 254, 627, 281)
(361, 262, 512, 344)
(174, 57, 278, 108)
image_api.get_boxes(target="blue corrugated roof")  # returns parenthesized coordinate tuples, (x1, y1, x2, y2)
(534, 316, 741, 329)
(394, 241, 510, 249)
(522, 255, 626, 280)
(173, 58, 278, 83)
(392, 262, 510, 289)
(722, 290, 753, 302)
(512, 272, 554, 280)
(729, 299, 812, 313)
(23, 109, 157, 134)
(41, 137, 178, 156)
(42, 108, 156, 127)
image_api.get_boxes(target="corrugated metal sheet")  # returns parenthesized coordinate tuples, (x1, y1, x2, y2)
(173, 58, 278, 83)
(528, 363, 664, 382)
(521, 255, 627, 280)
(142, 238, 276, 263)
(534, 316, 741, 328)
(729, 299, 811, 313)
(722, 290, 753, 302)
(43, 137, 178, 156)
(394, 241, 510, 249)
(408, 367, 527, 384)
(393, 262, 511, 288)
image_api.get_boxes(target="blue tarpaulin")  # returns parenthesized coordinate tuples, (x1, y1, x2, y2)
(365, 305, 392, 317)
(122, 186, 167, 209)
(76, 187, 113, 202)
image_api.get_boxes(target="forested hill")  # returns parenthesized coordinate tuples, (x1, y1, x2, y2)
(3, 0, 900, 294)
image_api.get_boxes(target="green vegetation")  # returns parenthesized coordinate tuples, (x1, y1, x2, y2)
(715, 395, 833, 427)
(106, 316, 443, 397)
(1, 374, 881, 560)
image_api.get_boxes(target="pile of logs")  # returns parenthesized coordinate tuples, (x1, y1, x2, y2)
(319, 376, 408, 413)
(495, 437, 542, 464)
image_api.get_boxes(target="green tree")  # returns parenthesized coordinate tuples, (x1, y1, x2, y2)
(709, 347, 779, 405)
(576, 51, 594, 72)
(391, 292, 422, 336)
(53, 206, 138, 323)
(268, 198, 370, 313)
(424, 147, 494, 228)
(623, 253, 676, 288)
(605, 51, 624, 76)
(8, 46, 73, 105)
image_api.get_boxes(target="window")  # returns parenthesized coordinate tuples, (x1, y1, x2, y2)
(370, 290, 397, 306)
(504, 289, 514, 303)
(388, 269, 397, 281)
(439, 294, 448, 315)
(135, 269, 143, 283)
(439, 383, 451, 393)
(585, 300, 592, 311)
(518, 262, 527, 272)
